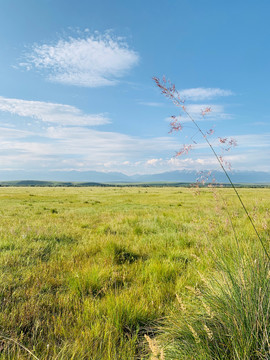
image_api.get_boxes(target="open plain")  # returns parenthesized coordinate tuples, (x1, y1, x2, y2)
(0, 186, 269, 359)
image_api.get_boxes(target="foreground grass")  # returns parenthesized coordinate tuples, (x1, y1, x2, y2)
(159, 250, 270, 360)
(0, 186, 268, 359)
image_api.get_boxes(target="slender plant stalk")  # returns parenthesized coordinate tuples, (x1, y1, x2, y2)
(184, 110, 270, 261)
(154, 76, 270, 261)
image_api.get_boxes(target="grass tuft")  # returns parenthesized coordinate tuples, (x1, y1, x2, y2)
(108, 242, 141, 265)
(162, 251, 270, 360)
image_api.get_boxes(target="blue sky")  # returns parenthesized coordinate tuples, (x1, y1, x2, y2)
(0, 0, 269, 176)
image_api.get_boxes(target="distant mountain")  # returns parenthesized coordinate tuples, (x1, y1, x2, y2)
(0, 180, 110, 187)
(132, 170, 270, 184)
(0, 169, 270, 184)
(0, 170, 130, 182)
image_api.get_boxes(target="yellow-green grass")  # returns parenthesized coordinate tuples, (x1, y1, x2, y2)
(0, 187, 268, 359)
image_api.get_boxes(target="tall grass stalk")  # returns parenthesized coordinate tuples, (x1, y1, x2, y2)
(153, 76, 269, 261)
(153, 76, 270, 359)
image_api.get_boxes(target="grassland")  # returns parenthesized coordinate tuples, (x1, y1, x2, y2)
(0, 186, 269, 359)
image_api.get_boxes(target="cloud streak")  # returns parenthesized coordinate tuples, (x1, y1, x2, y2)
(0, 96, 109, 126)
(139, 102, 164, 107)
(186, 104, 232, 120)
(20, 33, 139, 87)
(0, 124, 269, 173)
(180, 87, 233, 101)
(0, 121, 178, 171)
(165, 104, 231, 124)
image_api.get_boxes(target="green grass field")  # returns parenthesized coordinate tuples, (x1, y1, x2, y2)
(0, 186, 269, 359)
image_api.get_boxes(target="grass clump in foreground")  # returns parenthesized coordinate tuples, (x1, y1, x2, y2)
(159, 249, 270, 359)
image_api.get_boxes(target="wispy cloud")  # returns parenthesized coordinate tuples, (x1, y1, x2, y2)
(251, 121, 269, 126)
(186, 104, 232, 119)
(139, 102, 164, 107)
(233, 133, 270, 148)
(0, 122, 178, 171)
(0, 126, 269, 173)
(0, 96, 109, 126)
(165, 104, 231, 123)
(145, 158, 163, 165)
(145, 157, 219, 170)
(0, 93, 268, 174)
(20, 32, 139, 87)
(179, 87, 233, 101)
(42, 126, 177, 157)
(0, 126, 32, 139)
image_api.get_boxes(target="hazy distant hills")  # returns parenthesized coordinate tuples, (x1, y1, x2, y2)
(0, 170, 130, 183)
(131, 170, 270, 184)
(0, 170, 270, 184)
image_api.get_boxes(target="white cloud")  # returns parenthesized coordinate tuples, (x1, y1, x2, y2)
(0, 123, 179, 171)
(186, 104, 232, 120)
(146, 158, 163, 165)
(0, 127, 32, 139)
(180, 87, 233, 101)
(0, 92, 269, 174)
(233, 134, 270, 148)
(186, 104, 226, 117)
(42, 126, 177, 157)
(0, 129, 269, 173)
(165, 104, 231, 123)
(0, 96, 109, 126)
(20, 33, 139, 87)
(139, 102, 164, 107)
(167, 157, 218, 168)
(186, 104, 224, 114)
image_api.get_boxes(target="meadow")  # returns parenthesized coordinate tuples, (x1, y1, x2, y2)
(0, 186, 269, 359)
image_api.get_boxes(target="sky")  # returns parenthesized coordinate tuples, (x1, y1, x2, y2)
(0, 0, 270, 178)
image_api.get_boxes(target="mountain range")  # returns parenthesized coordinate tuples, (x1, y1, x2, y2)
(0, 170, 270, 184)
